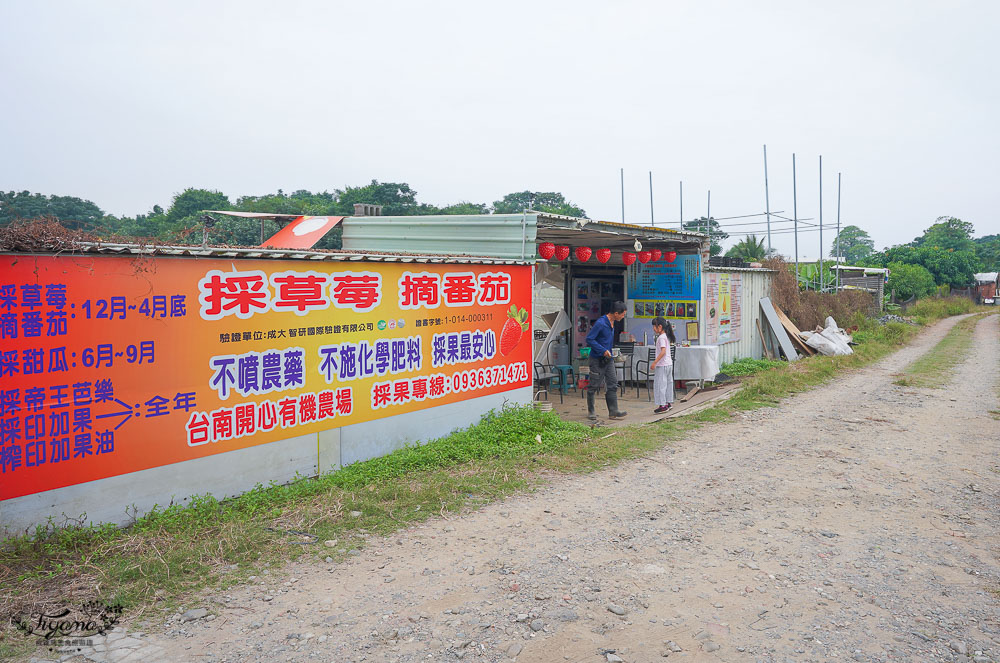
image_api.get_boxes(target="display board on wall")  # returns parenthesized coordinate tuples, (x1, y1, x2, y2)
(627, 254, 701, 302)
(630, 299, 698, 320)
(0, 256, 532, 499)
(705, 272, 742, 344)
(624, 254, 702, 344)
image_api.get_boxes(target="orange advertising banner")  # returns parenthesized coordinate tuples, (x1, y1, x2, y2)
(259, 216, 345, 249)
(0, 255, 533, 500)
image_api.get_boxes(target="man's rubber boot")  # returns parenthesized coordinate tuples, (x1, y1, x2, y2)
(586, 390, 598, 420)
(606, 390, 628, 419)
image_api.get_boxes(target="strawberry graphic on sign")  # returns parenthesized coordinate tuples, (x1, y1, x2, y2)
(499, 304, 529, 356)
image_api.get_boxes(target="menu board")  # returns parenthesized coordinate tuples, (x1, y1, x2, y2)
(705, 272, 742, 344)
(627, 254, 701, 300)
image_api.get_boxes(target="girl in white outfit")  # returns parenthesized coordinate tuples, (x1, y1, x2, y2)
(651, 317, 676, 414)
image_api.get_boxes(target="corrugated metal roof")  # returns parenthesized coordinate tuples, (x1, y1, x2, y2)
(534, 211, 708, 241)
(831, 265, 889, 274)
(343, 214, 537, 261)
(974, 272, 999, 283)
(1, 242, 529, 265)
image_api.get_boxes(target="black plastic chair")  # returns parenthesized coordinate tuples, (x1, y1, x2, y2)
(634, 348, 658, 401)
(533, 361, 560, 403)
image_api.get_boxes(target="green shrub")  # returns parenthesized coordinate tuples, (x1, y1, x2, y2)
(721, 357, 784, 377)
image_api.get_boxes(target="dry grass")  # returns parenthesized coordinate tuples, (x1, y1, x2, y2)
(764, 257, 876, 329)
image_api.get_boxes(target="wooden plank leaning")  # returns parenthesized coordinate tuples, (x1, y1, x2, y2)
(759, 297, 800, 361)
(770, 303, 817, 356)
(756, 317, 774, 360)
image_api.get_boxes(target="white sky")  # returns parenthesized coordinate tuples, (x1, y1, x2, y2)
(2, 1, 998, 259)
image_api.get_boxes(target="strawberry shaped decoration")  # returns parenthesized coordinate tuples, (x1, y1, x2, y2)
(650, 249, 662, 262)
(575, 246, 592, 262)
(538, 242, 555, 260)
(664, 251, 677, 263)
(622, 252, 637, 266)
(637, 251, 652, 264)
(596, 248, 612, 263)
(499, 305, 529, 356)
(554, 245, 571, 261)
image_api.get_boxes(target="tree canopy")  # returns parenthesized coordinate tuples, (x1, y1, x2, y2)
(865, 245, 979, 288)
(683, 217, 728, 256)
(725, 234, 767, 262)
(973, 234, 1000, 272)
(1, 183, 592, 249)
(912, 216, 976, 252)
(491, 191, 586, 217)
(0, 191, 105, 230)
(886, 262, 936, 300)
(830, 225, 874, 263)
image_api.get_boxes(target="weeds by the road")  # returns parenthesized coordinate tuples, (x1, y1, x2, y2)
(0, 302, 979, 652)
(894, 313, 986, 388)
(906, 297, 981, 325)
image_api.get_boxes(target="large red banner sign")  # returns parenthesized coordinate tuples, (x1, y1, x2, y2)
(0, 256, 533, 499)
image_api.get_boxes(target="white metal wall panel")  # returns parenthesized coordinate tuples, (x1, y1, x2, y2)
(342, 214, 538, 260)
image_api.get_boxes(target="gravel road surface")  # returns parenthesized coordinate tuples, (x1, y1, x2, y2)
(34, 313, 1000, 663)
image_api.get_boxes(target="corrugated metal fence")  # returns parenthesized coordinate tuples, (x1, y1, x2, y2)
(702, 267, 774, 367)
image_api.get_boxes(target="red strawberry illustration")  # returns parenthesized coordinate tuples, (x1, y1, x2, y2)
(596, 248, 612, 263)
(499, 304, 529, 356)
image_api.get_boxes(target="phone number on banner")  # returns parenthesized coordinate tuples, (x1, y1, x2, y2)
(371, 361, 528, 410)
(449, 361, 528, 393)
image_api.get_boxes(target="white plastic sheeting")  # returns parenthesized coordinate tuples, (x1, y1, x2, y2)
(800, 316, 854, 356)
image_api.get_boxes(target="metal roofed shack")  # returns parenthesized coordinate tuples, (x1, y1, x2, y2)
(974, 272, 999, 304)
(341, 212, 730, 391)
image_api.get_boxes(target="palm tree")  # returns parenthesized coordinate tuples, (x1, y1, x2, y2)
(725, 234, 767, 262)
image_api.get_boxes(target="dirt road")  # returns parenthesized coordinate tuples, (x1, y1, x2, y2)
(45, 314, 1000, 663)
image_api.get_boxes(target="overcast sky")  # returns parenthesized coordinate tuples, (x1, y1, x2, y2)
(2, 1, 997, 258)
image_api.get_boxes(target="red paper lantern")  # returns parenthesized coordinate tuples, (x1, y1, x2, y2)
(554, 245, 571, 260)
(596, 248, 612, 263)
(575, 246, 592, 262)
(637, 251, 652, 264)
(664, 251, 677, 263)
(622, 252, 636, 266)
(538, 242, 555, 260)
(650, 249, 662, 262)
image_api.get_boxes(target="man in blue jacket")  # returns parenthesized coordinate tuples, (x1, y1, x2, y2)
(585, 301, 628, 420)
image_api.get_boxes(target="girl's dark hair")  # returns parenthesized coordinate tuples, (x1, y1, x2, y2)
(652, 317, 677, 343)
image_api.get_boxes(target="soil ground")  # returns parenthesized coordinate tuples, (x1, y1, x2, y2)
(27, 314, 1000, 663)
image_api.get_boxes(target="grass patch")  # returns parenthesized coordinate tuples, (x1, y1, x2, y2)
(0, 304, 973, 657)
(893, 314, 985, 387)
(720, 357, 784, 377)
